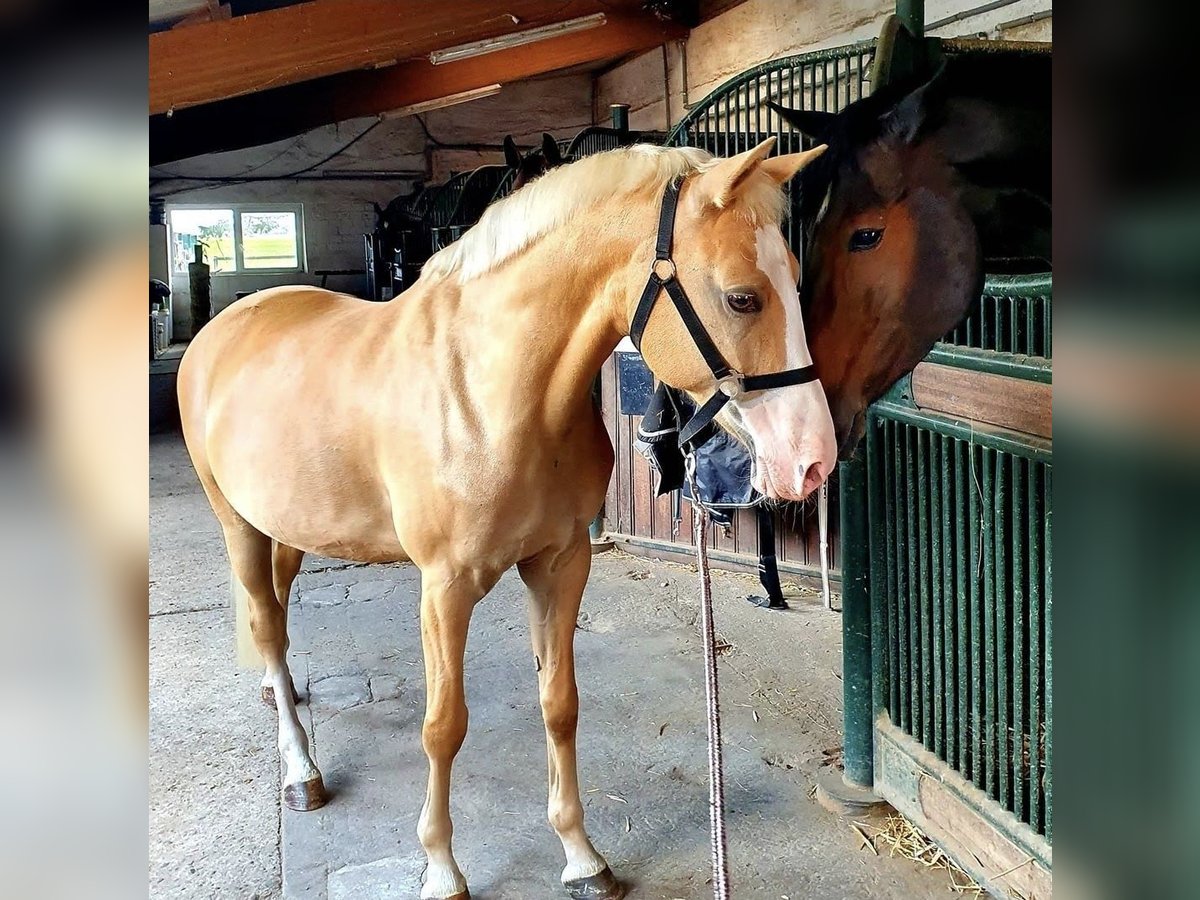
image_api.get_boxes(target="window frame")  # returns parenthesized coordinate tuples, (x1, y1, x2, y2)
(168, 202, 307, 276)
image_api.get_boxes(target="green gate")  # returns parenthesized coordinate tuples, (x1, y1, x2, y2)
(843, 273, 1053, 896)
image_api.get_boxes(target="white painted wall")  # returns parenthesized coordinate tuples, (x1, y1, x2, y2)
(596, 0, 1051, 132)
(152, 73, 592, 337)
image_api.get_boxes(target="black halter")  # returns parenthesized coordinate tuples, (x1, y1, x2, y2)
(628, 178, 820, 448)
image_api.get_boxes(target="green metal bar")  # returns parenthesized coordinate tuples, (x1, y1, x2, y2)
(1012, 456, 1027, 824)
(1045, 293, 1053, 358)
(1043, 465, 1053, 840)
(666, 41, 877, 145)
(982, 449, 996, 800)
(968, 444, 982, 787)
(1025, 295, 1035, 357)
(994, 294, 1003, 355)
(930, 431, 945, 759)
(868, 416, 891, 725)
(839, 451, 875, 787)
(872, 401, 1053, 463)
(996, 452, 1011, 812)
(896, 0, 925, 38)
(1028, 462, 1044, 834)
(941, 434, 956, 768)
(917, 430, 934, 748)
(894, 423, 910, 734)
(955, 438, 970, 776)
(884, 421, 901, 718)
(906, 426, 920, 738)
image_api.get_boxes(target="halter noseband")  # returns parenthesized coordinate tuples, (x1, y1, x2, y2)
(628, 177, 819, 448)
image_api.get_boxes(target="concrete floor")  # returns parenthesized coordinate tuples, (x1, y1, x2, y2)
(150, 434, 952, 900)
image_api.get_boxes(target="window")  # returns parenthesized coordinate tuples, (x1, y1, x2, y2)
(168, 204, 305, 275)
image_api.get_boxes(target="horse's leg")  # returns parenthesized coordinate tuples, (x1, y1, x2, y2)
(519, 537, 623, 900)
(223, 517, 326, 811)
(261, 540, 304, 709)
(417, 570, 483, 900)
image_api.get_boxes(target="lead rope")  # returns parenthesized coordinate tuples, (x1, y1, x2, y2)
(685, 455, 732, 900)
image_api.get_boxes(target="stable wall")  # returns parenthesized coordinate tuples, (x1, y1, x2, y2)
(154, 73, 592, 338)
(596, 0, 1052, 132)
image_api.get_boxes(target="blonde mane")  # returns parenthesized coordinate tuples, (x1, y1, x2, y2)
(421, 144, 787, 285)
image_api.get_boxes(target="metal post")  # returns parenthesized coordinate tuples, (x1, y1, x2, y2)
(610, 103, 630, 134)
(895, 0, 925, 37)
(816, 451, 884, 813)
(839, 453, 874, 787)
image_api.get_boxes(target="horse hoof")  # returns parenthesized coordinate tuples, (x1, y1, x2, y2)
(564, 867, 625, 900)
(282, 775, 328, 811)
(262, 683, 301, 709)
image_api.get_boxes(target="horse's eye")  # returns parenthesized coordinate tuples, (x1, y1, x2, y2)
(849, 228, 884, 252)
(725, 291, 761, 314)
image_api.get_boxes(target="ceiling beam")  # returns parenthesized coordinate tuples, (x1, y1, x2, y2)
(150, 0, 633, 115)
(151, 12, 685, 165)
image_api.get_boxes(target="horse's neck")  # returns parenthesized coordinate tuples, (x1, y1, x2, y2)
(432, 228, 638, 437)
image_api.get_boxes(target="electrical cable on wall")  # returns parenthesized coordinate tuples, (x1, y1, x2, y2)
(152, 120, 384, 197)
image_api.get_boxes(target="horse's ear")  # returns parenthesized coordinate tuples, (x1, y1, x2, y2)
(767, 101, 837, 140)
(759, 144, 828, 186)
(372, 201, 384, 218)
(881, 60, 949, 145)
(542, 133, 562, 166)
(503, 136, 522, 169)
(695, 137, 777, 208)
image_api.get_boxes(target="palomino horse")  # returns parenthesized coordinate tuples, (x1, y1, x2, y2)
(770, 49, 1050, 454)
(178, 140, 833, 900)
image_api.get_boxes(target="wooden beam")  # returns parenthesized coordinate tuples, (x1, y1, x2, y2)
(150, 0, 637, 114)
(911, 362, 1052, 439)
(151, 12, 685, 165)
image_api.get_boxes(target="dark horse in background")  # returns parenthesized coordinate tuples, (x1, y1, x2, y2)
(369, 134, 567, 297)
(770, 47, 1050, 455)
(504, 132, 566, 190)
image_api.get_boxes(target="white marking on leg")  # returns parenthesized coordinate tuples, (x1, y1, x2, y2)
(267, 664, 319, 786)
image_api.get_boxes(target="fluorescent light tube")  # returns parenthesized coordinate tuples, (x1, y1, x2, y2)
(381, 84, 503, 119)
(429, 13, 607, 65)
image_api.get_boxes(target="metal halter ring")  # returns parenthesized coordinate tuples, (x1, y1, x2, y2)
(716, 375, 742, 398)
(652, 258, 677, 282)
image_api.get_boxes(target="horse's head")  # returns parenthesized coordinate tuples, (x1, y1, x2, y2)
(373, 185, 423, 253)
(504, 134, 565, 191)
(772, 69, 985, 456)
(632, 139, 835, 501)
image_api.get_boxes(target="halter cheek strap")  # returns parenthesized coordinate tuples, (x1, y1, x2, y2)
(628, 177, 819, 448)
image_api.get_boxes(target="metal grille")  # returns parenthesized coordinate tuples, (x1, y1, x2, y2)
(668, 41, 876, 255)
(867, 394, 1053, 840)
(449, 165, 510, 227)
(942, 273, 1053, 359)
(566, 126, 633, 159)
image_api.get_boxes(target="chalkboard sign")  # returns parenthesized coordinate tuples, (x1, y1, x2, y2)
(616, 350, 654, 417)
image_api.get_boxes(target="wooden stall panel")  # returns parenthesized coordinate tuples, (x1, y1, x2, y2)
(912, 363, 1052, 439)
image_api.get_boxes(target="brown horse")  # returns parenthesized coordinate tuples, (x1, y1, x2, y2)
(178, 140, 831, 900)
(503, 132, 566, 191)
(770, 49, 1051, 454)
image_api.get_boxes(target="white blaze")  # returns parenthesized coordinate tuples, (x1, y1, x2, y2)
(728, 227, 836, 501)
